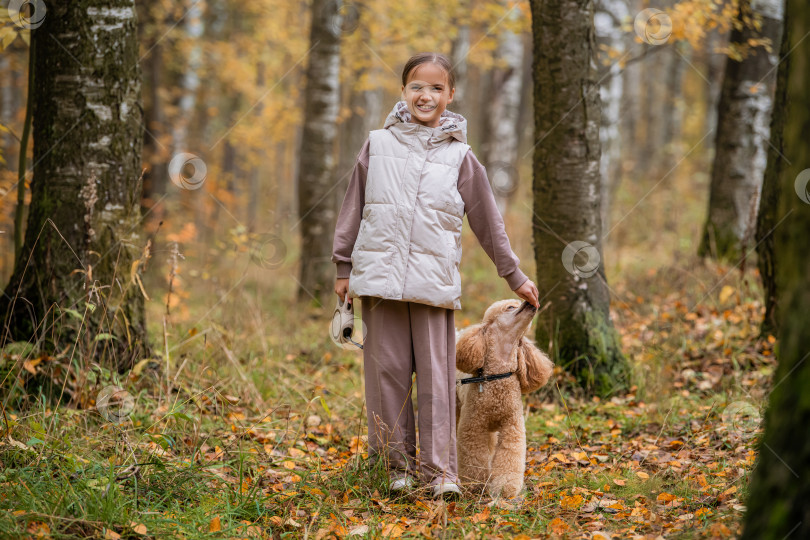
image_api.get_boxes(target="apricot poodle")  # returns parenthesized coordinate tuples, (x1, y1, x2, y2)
(455, 299, 554, 498)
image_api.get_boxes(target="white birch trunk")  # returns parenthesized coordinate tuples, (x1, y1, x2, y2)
(699, 0, 784, 260)
(482, 8, 523, 215)
(594, 0, 627, 231)
(171, 1, 203, 156)
(297, 0, 342, 303)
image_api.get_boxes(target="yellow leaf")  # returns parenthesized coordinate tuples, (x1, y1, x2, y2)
(657, 492, 676, 503)
(612, 478, 626, 486)
(0, 26, 17, 51)
(636, 471, 650, 479)
(561, 494, 583, 510)
(130, 522, 147, 535)
(289, 447, 305, 458)
(381, 523, 404, 537)
(548, 517, 569, 534)
(209, 516, 222, 532)
(104, 530, 122, 540)
(282, 460, 296, 469)
(722, 485, 738, 496)
(22, 358, 42, 375)
(719, 285, 735, 304)
(471, 507, 490, 523)
(131, 358, 154, 376)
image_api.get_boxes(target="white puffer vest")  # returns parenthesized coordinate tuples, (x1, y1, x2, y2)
(348, 101, 470, 310)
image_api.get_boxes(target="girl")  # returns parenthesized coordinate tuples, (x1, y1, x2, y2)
(332, 52, 539, 499)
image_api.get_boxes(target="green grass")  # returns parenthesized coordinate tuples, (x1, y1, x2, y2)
(0, 204, 773, 538)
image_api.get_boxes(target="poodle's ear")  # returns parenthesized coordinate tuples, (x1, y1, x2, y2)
(516, 337, 553, 394)
(455, 324, 487, 374)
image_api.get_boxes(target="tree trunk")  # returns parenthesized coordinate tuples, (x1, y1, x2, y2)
(0, 0, 147, 371)
(137, 2, 168, 207)
(247, 61, 266, 232)
(741, 2, 810, 536)
(450, 15, 470, 120)
(699, 0, 784, 261)
(756, 1, 789, 336)
(297, 0, 342, 305)
(530, 0, 627, 396)
(170, 0, 203, 158)
(594, 0, 628, 231)
(338, 86, 383, 194)
(482, 6, 524, 215)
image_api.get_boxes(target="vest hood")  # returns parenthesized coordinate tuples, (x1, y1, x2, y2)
(383, 100, 468, 145)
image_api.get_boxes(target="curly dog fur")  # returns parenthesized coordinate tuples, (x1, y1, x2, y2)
(455, 299, 554, 498)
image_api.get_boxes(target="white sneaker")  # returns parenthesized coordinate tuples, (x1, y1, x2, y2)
(431, 482, 462, 500)
(389, 476, 416, 492)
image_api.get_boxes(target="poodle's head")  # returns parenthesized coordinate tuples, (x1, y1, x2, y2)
(456, 299, 554, 394)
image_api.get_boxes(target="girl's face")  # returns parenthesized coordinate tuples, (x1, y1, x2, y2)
(401, 63, 455, 128)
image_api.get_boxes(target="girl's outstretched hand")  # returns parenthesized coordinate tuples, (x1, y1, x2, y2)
(514, 279, 539, 308)
(335, 278, 351, 305)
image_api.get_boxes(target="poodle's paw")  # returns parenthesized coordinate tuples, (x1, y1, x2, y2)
(488, 473, 523, 499)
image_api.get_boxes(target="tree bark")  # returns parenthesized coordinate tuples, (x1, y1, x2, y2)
(482, 5, 524, 215)
(594, 0, 628, 231)
(699, 0, 784, 261)
(0, 0, 147, 371)
(297, 0, 342, 305)
(450, 14, 470, 119)
(530, 0, 627, 396)
(741, 2, 810, 536)
(170, 1, 203, 158)
(137, 2, 168, 207)
(756, 0, 789, 336)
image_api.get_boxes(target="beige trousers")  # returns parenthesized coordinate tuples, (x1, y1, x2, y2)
(359, 296, 458, 486)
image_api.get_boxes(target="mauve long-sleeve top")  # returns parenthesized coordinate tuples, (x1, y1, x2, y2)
(332, 139, 529, 293)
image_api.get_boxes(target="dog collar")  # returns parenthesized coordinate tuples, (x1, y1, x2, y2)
(458, 369, 514, 385)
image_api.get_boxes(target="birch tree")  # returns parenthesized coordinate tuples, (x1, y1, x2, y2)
(699, 0, 784, 261)
(530, 0, 627, 396)
(482, 5, 524, 214)
(297, 0, 342, 305)
(0, 0, 147, 370)
(594, 0, 628, 230)
(741, 2, 810, 535)
(450, 12, 470, 119)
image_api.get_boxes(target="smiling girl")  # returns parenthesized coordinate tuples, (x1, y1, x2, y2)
(332, 52, 539, 499)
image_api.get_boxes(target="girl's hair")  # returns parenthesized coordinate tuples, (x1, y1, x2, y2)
(401, 52, 456, 89)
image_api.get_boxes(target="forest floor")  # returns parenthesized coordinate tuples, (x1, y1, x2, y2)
(0, 252, 775, 539)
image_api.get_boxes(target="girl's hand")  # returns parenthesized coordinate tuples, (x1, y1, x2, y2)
(335, 278, 351, 305)
(514, 279, 539, 308)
